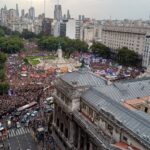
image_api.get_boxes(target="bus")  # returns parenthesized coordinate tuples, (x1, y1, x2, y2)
(17, 101, 37, 112)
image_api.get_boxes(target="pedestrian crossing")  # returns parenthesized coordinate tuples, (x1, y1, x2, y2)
(8, 127, 31, 138)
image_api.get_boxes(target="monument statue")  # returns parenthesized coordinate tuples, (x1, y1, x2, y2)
(57, 44, 62, 59)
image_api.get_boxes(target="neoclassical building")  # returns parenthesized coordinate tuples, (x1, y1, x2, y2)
(52, 68, 150, 150)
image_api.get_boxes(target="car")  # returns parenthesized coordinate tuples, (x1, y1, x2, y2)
(0, 144, 4, 148)
(26, 112, 31, 116)
(43, 101, 47, 104)
(45, 108, 53, 113)
(31, 111, 38, 117)
(16, 122, 21, 128)
(21, 118, 26, 123)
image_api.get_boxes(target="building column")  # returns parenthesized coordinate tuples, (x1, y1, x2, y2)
(89, 142, 93, 150)
(77, 127, 81, 149)
(69, 120, 76, 145)
(84, 135, 87, 150)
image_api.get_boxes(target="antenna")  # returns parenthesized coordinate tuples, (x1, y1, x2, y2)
(44, 0, 46, 17)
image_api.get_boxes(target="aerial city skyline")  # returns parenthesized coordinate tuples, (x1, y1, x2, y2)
(1, 0, 150, 20)
(1, 0, 150, 150)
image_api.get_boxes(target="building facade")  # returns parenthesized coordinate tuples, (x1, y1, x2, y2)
(142, 35, 150, 67)
(42, 18, 52, 35)
(52, 68, 150, 150)
(101, 25, 149, 54)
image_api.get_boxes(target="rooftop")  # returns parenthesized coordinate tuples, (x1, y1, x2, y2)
(60, 68, 106, 87)
(81, 88, 150, 148)
(95, 78, 150, 103)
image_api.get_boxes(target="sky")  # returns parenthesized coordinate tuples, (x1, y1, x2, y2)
(1, 0, 150, 20)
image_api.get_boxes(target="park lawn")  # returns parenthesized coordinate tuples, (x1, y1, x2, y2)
(29, 59, 40, 66)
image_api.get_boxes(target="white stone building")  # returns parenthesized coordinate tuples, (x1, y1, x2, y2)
(142, 34, 150, 67)
(52, 68, 150, 150)
(101, 24, 149, 54)
(66, 19, 76, 39)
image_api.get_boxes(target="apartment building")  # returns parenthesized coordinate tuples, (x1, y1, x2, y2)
(142, 34, 150, 67)
(52, 68, 150, 150)
(101, 25, 149, 54)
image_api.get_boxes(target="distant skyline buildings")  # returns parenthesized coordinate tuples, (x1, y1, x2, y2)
(54, 4, 62, 21)
(16, 4, 19, 17)
(1, 0, 150, 20)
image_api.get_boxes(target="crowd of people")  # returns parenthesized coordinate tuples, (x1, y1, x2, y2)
(0, 53, 54, 117)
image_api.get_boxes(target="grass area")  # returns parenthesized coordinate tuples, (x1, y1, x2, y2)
(25, 54, 57, 66)
(29, 59, 40, 66)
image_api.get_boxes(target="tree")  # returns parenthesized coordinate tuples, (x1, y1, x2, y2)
(117, 47, 141, 66)
(0, 69, 5, 81)
(0, 28, 5, 37)
(0, 82, 9, 95)
(90, 42, 111, 58)
(0, 52, 7, 63)
(38, 36, 88, 56)
(21, 29, 37, 39)
(0, 37, 23, 53)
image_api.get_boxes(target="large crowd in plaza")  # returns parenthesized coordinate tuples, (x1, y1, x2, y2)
(0, 51, 144, 117)
(0, 54, 54, 117)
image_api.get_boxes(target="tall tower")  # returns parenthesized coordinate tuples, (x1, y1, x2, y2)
(16, 4, 19, 17)
(29, 7, 35, 20)
(67, 10, 71, 19)
(54, 0, 62, 21)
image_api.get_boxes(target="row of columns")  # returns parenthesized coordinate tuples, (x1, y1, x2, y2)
(69, 120, 95, 150)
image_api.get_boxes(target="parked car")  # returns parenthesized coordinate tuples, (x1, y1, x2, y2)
(16, 122, 21, 128)
(31, 111, 38, 117)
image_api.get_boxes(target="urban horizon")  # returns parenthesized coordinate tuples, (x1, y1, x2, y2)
(1, 0, 150, 20)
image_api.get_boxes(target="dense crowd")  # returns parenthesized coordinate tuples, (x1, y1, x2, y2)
(0, 54, 54, 117)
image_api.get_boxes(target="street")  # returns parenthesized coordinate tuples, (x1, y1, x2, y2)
(4, 128, 38, 150)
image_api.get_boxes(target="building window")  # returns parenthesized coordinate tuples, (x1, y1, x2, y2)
(145, 107, 148, 113)
(89, 107, 93, 117)
(123, 136, 128, 142)
(58, 106, 61, 112)
(57, 118, 59, 127)
(65, 128, 68, 138)
(60, 123, 64, 132)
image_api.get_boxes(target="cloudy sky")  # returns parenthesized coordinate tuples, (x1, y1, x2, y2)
(1, 0, 150, 20)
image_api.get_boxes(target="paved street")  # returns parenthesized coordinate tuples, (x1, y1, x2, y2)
(4, 127, 38, 150)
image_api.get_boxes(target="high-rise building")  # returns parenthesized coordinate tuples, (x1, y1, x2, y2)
(60, 21, 66, 37)
(65, 19, 83, 40)
(78, 15, 82, 21)
(54, 5, 62, 21)
(29, 7, 35, 20)
(16, 4, 19, 17)
(21, 9, 25, 18)
(42, 18, 52, 35)
(53, 21, 61, 37)
(66, 19, 76, 39)
(67, 10, 71, 19)
(63, 14, 67, 20)
(9, 9, 17, 21)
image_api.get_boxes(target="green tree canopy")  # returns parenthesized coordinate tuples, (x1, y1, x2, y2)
(117, 47, 141, 66)
(0, 28, 5, 37)
(21, 29, 37, 39)
(0, 69, 5, 81)
(90, 42, 111, 58)
(0, 37, 23, 53)
(38, 36, 88, 56)
(0, 82, 9, 95)
(0, 52, 7, 63)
